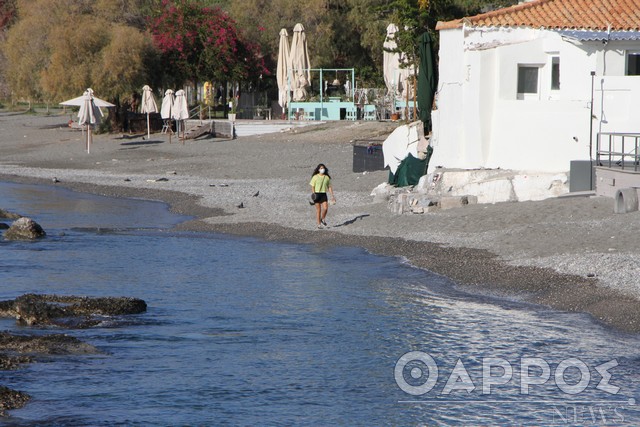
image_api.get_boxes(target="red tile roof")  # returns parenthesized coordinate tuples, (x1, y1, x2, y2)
(436, 0, 640, 31)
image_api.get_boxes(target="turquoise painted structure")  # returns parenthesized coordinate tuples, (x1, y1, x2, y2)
(287, 68, 357, 121)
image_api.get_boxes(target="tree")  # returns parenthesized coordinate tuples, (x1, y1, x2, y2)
(0, 0, 17, 30)
(3, 0, 159, 103)
(149, 0, 268, 88)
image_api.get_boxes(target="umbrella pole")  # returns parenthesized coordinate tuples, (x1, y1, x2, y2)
(87, 126, 91, 154)
(147, 113, 150, 140)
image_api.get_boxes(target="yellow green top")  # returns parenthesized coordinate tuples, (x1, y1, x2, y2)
(310, 174, 331, 193)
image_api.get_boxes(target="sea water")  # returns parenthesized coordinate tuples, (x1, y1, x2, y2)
(1, 181, 640, 426)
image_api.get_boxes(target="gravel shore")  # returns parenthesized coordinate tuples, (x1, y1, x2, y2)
(1, 112, 639, 332)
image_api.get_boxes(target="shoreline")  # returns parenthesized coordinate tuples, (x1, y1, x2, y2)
(2, 173, 639, 333)
(1, 114, 639, 333)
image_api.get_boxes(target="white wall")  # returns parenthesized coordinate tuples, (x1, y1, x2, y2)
(431, 26, 640, 174)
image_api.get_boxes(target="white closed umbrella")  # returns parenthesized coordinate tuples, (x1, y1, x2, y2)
(172, 89, 189, 142)
(383, 23, 413, 101)
(276, 28, 291, 112)
(140, 85, 158, 140)
(161, 89, 174, 143)
(290, 23, 311, 102)
(76, 88, 106, 154)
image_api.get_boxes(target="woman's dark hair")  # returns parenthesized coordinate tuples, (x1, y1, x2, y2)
(312, 164, 331, 178)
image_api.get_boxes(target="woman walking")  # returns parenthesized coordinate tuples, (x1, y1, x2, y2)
(309, 163, 336, 228)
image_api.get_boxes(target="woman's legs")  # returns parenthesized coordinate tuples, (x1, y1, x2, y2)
(320, 201, 329, 223)
(315, 202, 322, 225)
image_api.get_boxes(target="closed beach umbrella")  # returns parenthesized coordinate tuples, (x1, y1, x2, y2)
(383, 24, 414, 101)
(289, 23, 311, 101)
(161, 89, 174, 144)
(172, 89, 189, 142)
(383, 24, 400, 96)
(276, 28, 291, 111)
(140, 85, 158, 140)
(160, 89, 174, 119)
(417, 32, 438, 134)
(76, 88, 107, 154)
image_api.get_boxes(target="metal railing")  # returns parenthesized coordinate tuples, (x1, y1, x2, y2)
(596, 132, 640, 171)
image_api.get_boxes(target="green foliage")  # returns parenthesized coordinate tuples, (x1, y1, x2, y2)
(150, 0, 267, 87)
(0, 0, 520, 104)
(3, 0, 159, 103)
(0, 0, 17, 30)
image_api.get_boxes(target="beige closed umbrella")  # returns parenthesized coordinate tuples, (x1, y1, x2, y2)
(289, 23, 311, 102)
(172, 89, 189, 143)
(140, 85, 158, 140)
(161, 89, 174, 144)
(383, 23, 413, 101)
(276, 28, 291, 116)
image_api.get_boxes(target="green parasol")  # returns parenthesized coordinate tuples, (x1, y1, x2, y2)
(417, 32, 438, 134)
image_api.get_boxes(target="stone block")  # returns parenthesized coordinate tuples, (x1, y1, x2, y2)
(439, 195, 473, 210)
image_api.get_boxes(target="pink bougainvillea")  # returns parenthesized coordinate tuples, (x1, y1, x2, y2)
(149, 0, 268, 85)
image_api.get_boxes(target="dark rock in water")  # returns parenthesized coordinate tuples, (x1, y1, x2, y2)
(0, 208, 21, 220)
(0, 294, 147, 328)
(0, 353, 32, 370)
(0, 331, 99, 355)
(0, 223, 8, 230)
(4, 217, 46, 240)
(0, 386, 30, 416)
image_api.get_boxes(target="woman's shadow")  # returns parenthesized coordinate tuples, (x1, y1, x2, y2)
(332, 214, 370, 228)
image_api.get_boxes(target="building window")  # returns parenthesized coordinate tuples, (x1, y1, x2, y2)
(551, 57, 560, 90)
(517, 65, 539, 99)
(626, 51, 640, 75)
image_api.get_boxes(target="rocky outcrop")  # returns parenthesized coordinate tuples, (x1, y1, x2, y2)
(0, 209, 21, 220)
(0, 331, 99, 355)
(3, 217, 46, 240)
(0, 332, 102, 416)
(0, 386, 30, 416)
(0, 294, 147, 327)
(0, 223, 8, 230)
(0, 294, 147, 416)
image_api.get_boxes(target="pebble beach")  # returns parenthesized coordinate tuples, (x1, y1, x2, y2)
(2, 112, 640, 332)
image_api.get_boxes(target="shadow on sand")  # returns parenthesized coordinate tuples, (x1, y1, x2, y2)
(332, 214, 370, 228)
(119, 139, 164, 147)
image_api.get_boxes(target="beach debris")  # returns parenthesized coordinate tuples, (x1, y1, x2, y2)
(146, 177, 169, 182)
(0, 208, 21, 220)
(4, 217, 46, 241)
(52, 177, 60, 183)
(253, 191, 260, 197)
(219, 183, 229, 187)
(0, 294, 147, 328)
(124, 178, 131, 182)
(167, 171, 177, 175)
(209, 184, 216, 187)
(237, 202, 245, 209)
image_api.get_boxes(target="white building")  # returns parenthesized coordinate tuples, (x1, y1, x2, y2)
(431, 0, 640, 178)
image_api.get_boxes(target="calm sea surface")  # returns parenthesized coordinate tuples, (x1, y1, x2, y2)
(1, 181, 640, 426)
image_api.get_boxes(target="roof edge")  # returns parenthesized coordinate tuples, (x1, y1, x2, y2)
(436, 0, 557, 31)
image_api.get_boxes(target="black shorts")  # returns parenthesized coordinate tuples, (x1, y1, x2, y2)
(314, 192, 328, 204)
